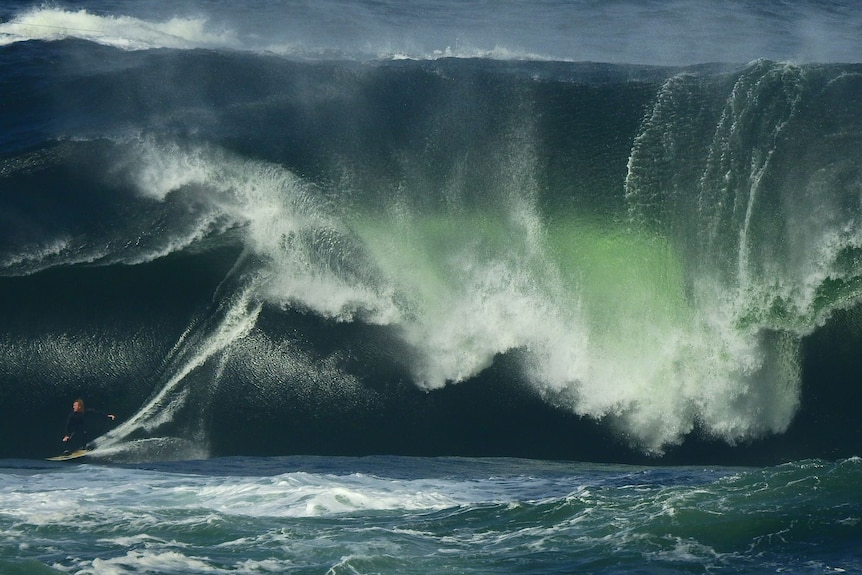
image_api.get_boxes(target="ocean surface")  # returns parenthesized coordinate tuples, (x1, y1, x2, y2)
(1, 1, 862, 573)
(2, 455, 862, 574)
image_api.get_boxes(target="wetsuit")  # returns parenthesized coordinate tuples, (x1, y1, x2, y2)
(65, 408, 109, 451)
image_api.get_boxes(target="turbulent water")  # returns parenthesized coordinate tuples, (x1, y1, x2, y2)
(2, 456, 862, 574)
(1, 1, 862, 573)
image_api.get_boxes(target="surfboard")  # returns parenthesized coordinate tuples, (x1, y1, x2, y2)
(46, 449, 90, 461)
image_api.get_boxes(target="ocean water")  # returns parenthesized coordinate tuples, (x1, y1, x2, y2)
(2, 1, 862, 572)
(2, 456, 862, 574)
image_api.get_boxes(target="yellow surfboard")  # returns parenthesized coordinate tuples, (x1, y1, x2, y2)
(46, 449, 90, 461)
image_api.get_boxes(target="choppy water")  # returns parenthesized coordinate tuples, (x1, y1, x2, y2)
(2, 456, 862, 574)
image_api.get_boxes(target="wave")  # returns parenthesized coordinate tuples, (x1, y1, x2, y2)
(2, 36, 862, 461)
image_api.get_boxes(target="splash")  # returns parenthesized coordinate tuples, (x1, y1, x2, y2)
(98, 276, 262, 456)
(617, 61, 862, 450)
(108, 124, 799, 455)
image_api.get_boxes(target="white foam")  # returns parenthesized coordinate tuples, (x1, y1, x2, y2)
(191, 472, 461, 518)
(89, 550, 217, 574)
(397, 255, 586, 390)
(118, 138, 402, 324)
(0, 8, 239, 51)
(0, 466, 472, 524)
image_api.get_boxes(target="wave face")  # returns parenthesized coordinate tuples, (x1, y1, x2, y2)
(1, 1, 862, 463)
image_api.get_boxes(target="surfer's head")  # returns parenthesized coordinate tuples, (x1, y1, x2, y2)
(73, 399, 85, 412)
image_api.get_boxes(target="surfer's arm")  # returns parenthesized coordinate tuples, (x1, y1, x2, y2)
(86, 408, 116, 420)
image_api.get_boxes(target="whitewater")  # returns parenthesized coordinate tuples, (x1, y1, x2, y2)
(2, 1, 862, 573)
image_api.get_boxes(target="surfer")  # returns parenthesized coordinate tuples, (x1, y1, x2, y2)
(62, 398, 116, 454)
